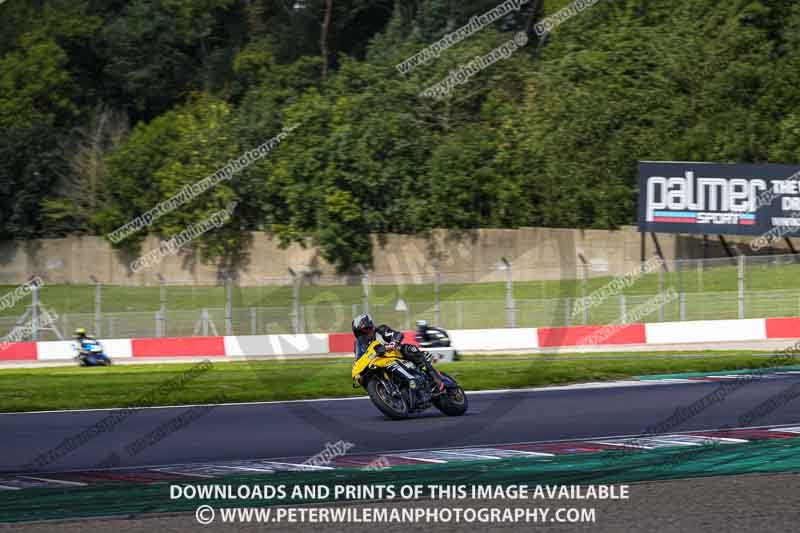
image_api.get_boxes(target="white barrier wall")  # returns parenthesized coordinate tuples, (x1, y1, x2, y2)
(644, 319, 767, 345)
(36, 341, 75, 361)
(36, 339, 135, 360)
(448, 328, 539, 351)
(9, 316, 800, 364)
(224, 334, 329, 357)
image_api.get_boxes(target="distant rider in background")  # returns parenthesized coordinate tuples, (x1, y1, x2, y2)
(352, 313, 444, 391)
(72, 327, 95, 360)
(415, 319, 437, 349)
(73, 327, 95, 344)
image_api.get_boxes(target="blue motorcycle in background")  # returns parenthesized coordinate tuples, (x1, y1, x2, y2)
(75, 339, 112, 366)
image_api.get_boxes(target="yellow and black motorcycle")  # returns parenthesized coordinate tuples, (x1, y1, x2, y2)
(352, 339, 468, 420)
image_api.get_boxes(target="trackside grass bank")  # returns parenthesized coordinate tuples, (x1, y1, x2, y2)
(0, 351, 790, 413)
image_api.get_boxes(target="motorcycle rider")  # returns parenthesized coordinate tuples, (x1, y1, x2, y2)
(415, 319, 437, 348)
(352, 314, 445, 392)
(73, 327, 95, 343)
(72, 328, 96, 360)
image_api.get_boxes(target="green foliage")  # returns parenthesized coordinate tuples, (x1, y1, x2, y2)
(4, 0, 800, 272)
(103, 95, 243, 266)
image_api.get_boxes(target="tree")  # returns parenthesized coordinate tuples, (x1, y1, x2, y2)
(102, 94, 244, 267)
(0, 33, 77, 239)
(43, 107, 129, 235)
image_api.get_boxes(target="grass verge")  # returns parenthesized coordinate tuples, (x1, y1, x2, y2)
(0, 351, 788, 413)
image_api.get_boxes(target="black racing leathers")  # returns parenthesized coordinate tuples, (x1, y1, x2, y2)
(354, 324, 401, 360)
(353, 324, 442, 387)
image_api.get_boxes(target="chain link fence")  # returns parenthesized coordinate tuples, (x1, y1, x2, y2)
(3, 254, 800, 340)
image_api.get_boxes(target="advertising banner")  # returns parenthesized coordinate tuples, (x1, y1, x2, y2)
(638, 161, 800, 235)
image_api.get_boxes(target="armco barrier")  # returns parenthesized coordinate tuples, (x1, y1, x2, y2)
(765, 317, 800, 339)
(132, 337, 226, 357)
(450, 328, 538, 350)
(2, 317, 800, 363)
(645, 319, 766, 345)
(0, 342, 37, 361)
(224, 334, 329, 357)
(537, 324, 645, 347)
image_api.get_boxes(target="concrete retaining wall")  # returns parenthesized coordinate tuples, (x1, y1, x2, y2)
(0, 226, 788, 286)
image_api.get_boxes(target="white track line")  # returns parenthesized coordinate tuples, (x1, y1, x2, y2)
(151, 469, 212, 478)
(17, 475, 86, 486)
(434, 451, 502, 460)
(265, 462, 334, 471)
(0, 378, 717, 416)
(588, 441, 653, 449)
(389, 456, 448, 464)
(209, 465, 277, 473)
(648, 438, 703, 447)
(10, 422, 798, 477)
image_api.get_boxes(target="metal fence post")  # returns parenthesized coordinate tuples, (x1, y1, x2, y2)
(157, 274, 167, 337)
(697, 259, 703, 292)
(90, 276, 102, 337)
(288, 268, 302, 334)
(677, 260, 685, 321)
(658, 267, 665, 322)
(580, 264, 588, 325)
(361, 268, 370, 315)
(31, 284, 39, 341)
(250, 307, 257, 335)
(565, 297, 572, 327)
(433, 260, 441, 326)
(620, 294, 627, 324)
(293, 280, 300, 334)
(155, 310, 163, 337)
(225, 274, 233, 335)
(738, 255, 745, 319)
(457, 300, 464, 329)
(201, 308, 209, 336)
(501, 258, 516, 328)
(679, 293, 686, 321)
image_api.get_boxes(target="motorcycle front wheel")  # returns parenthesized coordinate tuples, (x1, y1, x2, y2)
(433, 374, 468, 416)
(367, 378, 409, 420)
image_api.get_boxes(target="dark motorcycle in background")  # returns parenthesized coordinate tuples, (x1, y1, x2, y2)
(415, 320, 460, 361)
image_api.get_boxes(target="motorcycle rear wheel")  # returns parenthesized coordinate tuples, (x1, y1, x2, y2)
(367, 378, 409, 420)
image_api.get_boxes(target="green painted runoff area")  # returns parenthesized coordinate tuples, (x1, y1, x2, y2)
(2, 437, 800, 523)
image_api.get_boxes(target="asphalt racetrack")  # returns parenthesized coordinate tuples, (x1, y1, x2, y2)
(3, 372, 800, 475)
